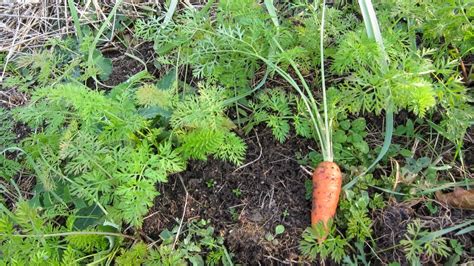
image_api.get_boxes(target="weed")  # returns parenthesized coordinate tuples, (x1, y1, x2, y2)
(400, 219, 451, 264)
(232, 188, 242, 198)
(206, 179, 217, 188)
(229, 207, 239, 221)
(143, 219, 233, 265)
(265, 224, 286, 244)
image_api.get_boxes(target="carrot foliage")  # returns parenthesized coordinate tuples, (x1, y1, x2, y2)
(0, 0, 472, 264)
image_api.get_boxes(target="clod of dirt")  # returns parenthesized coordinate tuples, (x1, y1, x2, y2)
(247, 210, 264, 223)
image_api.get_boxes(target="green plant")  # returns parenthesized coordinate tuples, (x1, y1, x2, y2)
(400, 157, 431, 183)
(0, 201, 121, 264)
(3, 0, 473, 264)
(265, 224, 285, 244)
(10, 78, 244, 229)
(229, 207, 239, 221)
(332, 30, 439, 117)
(0, 201, 231, 265)
(400, 219, 451, 264)
(4, 31, 113, 91)
(300, 221, 348, 263)
(206, 179, 217, 188)
(244, 89, 312, 142)
(342, 241, 370, 266)
(12, 83, 176, 227)
(136, 0, 274, 89)
(115, 242, 149, 265)
(321, 115, 371, 168)
(232, 188, 242, 198)
(450, 239, 464, 256)
(170, 84, 247, 165)
(118, 219, 233, 266)
(0, 108, 22, 180)
(372, 0, 473, 158)
(341, 191, 373, 242)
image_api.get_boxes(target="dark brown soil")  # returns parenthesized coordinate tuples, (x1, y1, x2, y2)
(143, 127, 314, 264)
(140, 125, 474, 264)
(373, 200, 474, 265)
(101, 42, 159, 87)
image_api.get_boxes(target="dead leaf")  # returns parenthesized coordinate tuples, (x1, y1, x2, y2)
(435, 188, 474, 210)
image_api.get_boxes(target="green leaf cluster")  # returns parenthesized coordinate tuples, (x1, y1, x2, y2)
(300, 220, 348, 263)
(0, 107, 22, 180)
(3, 33, 113, 91)
(0, 201, 112, 264)
(12, 83, 170, 227)
(9, 72, 247, 226)
(332, 30, 437, 117)
(373, 0, 474, 147)
(115, 219, 233, 265)
(400, 219, 452, 264)
(0, 201, 233, 265)
(244, 89, 313, 142)
(135, 0, 274, 89)
(170, 84, 247, 165)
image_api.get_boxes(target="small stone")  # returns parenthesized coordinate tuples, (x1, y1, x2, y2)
(188, 178, 200, 187)
(248, 210, 264, 222)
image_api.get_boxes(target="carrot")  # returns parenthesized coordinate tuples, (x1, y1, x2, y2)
(311, 161, 342, 241)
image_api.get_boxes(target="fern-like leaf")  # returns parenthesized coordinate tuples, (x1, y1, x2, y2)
(214, 133, 247, 165)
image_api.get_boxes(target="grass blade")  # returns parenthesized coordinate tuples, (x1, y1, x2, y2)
(417, 220, 473, 244)
(163, 0, 179, 28)
(369, 185, 406, 196)
(357, 0, 386, 64)
(455, 225, 474, 236)
(87, 0, 124, 82)
(344, 106, 393, 190)
(418, 180, 474, 195)
(264, 0, 280, 27)
(344, 0, 393, 189)
(67, 0, 82, 42)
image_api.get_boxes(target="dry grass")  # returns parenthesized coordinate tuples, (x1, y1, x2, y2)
(0, 1, 162, 51)
(0, 0, 163, 81)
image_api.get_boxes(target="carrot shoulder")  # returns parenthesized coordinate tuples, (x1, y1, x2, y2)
(311, 161, 342, 241)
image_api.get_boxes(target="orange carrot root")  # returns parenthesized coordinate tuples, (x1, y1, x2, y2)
(311, 161, 342, 241)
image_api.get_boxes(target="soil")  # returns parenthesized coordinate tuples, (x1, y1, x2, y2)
(373, 201, 474, 265)
(140, 126, 474, 264)
(101, 42, 159, 87)
(143, 127, 314, 264)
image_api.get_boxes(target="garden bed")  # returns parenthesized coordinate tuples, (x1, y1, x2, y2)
(1, 0, 473, 265)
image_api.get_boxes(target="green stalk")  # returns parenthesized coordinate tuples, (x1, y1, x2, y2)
(87, 0, 124, 79)
(67, 0, 82, 42)
(163, 0, 179, 28)
(344, 0, 394, 190)
(271, 39, 328, 159)
(319, 0, 332, 162)
(264, 0, 280, 28)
